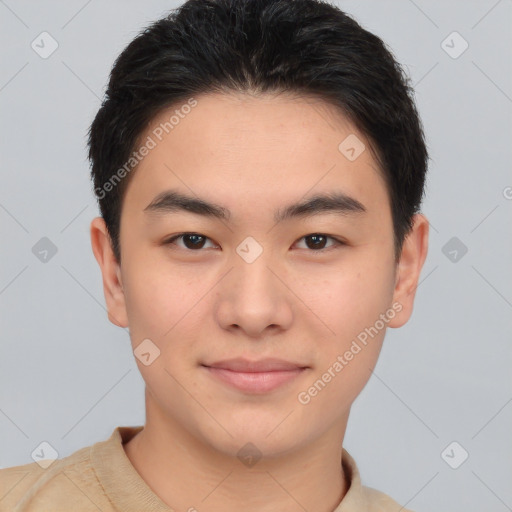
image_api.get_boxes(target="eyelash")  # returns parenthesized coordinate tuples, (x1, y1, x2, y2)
(163, 232, 346, 253)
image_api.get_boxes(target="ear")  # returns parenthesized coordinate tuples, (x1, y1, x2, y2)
(388, 213, 429, 328)
(90, 217, 129, 328)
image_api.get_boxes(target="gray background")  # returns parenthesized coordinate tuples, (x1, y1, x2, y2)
(1, 1, 511, 510)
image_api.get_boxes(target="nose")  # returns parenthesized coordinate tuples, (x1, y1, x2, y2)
(214, 252, 293, 338)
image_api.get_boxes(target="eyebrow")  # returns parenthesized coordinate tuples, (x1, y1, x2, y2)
(143, 189, 367, 223)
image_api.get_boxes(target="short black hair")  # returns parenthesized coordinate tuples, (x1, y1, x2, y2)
(87, 0, 429, 264)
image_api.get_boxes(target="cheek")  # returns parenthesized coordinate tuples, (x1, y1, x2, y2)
(298, 255, 394, 339)
(295, 267, 393, 412)
(121, 253, 184, 344)
(296, 252, 395, 402)
(122, 252, 213, 368)
(121, 263, 199, 401)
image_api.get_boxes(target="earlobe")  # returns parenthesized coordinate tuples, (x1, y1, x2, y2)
(90, 217, 129, 328)
(388, 214, 429, 329)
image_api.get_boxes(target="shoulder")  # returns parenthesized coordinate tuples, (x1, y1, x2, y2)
(361, 485, 415, 512)
(0, 444, 112, 512)
(340, 448, 414, 512)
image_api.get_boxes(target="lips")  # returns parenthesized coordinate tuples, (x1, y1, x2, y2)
(201, 358, 309, 393)
(203, 357, 308, 372)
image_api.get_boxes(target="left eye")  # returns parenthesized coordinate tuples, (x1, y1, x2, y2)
(294, 234, 343, 251)
(164, 233, 344, 252)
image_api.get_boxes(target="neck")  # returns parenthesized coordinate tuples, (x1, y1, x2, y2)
(123, 392, 349, 512)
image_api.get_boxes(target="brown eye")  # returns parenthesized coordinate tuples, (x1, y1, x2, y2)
(165, 233, 216, 250)
(305, 234, 328, 250)
(295, 234, 344, 252)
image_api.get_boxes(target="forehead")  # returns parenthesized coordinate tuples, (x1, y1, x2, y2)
(122, 92, 388, 220)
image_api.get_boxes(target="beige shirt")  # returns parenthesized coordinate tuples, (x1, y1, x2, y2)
(0, 426, 413, 511)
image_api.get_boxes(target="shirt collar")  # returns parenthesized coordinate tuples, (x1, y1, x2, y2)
(91, 425, 369, 512)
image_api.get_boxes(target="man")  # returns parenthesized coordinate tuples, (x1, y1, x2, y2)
(0, 0, 429, 510)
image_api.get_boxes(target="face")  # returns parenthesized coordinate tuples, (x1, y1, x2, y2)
(91, 92, 428, 459)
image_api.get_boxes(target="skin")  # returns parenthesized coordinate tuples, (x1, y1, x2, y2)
(90, 91, 429, 512)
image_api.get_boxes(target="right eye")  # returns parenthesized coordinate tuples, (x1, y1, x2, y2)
(164, 233, 218, 251)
